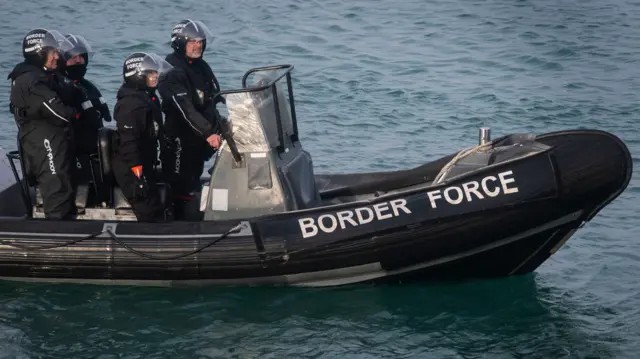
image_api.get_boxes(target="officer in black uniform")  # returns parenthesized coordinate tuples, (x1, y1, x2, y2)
(111, 52, 173, 222)
(60, 34, 112, 157)
(55, 34, 113, 186)
(7, 28, 79, 220)
(157, 19, 223, 220)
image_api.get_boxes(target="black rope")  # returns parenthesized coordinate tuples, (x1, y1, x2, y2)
(0, 231, 105, 251)
(0, 223, 243, 260)
(105, 223, 242, 260)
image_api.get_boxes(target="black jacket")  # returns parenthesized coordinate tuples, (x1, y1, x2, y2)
(68, 77, 112, 125)
(157, 52, 224, 140)
(62, 76, 112, 154)
(7, 62, 78, 130)
(112, 83, 163, 171)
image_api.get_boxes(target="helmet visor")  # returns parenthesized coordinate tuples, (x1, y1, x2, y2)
(60, 34, 94, 62)
(172, 19, 214, 42)
(124, 52, 173, 79)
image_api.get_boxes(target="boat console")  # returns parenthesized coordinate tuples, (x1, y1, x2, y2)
(202, 65, 322, 221)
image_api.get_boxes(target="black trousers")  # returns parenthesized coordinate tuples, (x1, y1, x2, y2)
(20, 125, 76, 219)
(160, 136, 213, 220)
(73, 153, 95, 184)
(161, 136, 213, 196)
(112, 158, 167, 222)
(72, 122, 100, 157)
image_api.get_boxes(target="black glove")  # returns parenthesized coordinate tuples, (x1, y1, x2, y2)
(9, 103, 27, 118)
(82, 107, 102, 125)
(57, 76, 81, 104)
(131, 166, 149, 199)
(133, 180, 149, 199)
(99, 103, 112, 122)
(213, 93, 226, 105)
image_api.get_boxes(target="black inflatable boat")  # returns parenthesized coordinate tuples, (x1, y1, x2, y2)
(0, 64, 632, 287)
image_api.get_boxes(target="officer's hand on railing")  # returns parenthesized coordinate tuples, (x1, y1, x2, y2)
(206, 134, 221, 149)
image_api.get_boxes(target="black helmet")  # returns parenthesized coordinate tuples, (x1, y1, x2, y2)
(61, 34, 94, 80)
(122, 52, 172, 89)
(61, 34, 93, 65)
(170, 19, 213, 58)
(22, 28, 66, 67)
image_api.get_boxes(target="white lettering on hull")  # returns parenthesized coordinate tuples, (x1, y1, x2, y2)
(298, 199, 412, 239)
(296, 170, 520, 239)
(427, 170, 519, 208)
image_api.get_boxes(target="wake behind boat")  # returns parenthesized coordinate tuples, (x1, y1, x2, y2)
(0, 64, 632, 287)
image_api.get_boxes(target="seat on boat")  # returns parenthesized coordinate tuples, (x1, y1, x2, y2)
(96, 127, 169, 216)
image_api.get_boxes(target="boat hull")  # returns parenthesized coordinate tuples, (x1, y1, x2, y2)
(0, 129, 631, 287)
